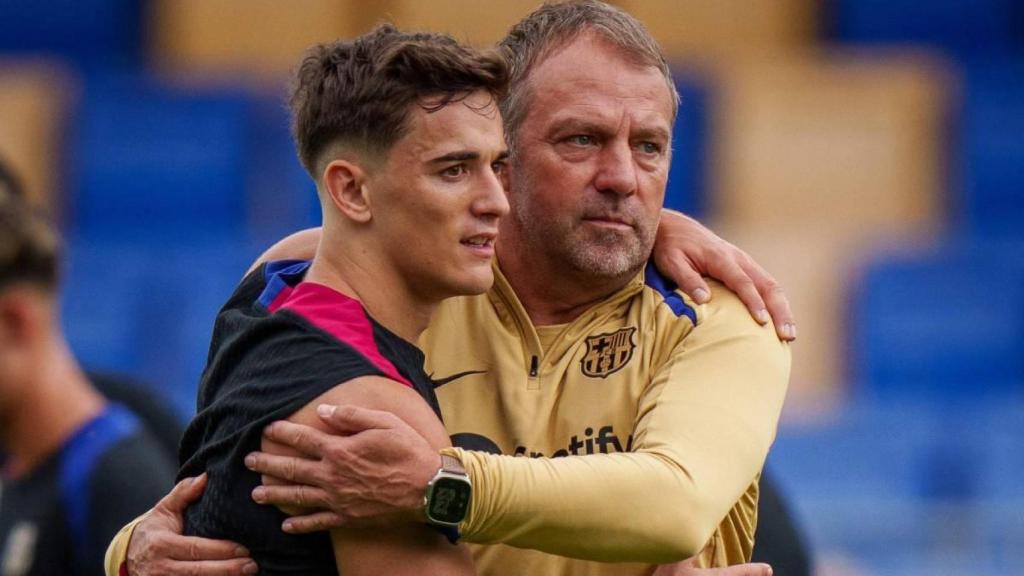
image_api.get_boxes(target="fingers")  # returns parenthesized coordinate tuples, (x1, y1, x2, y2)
(164, 558, 259, 576)
(160, 474, 208, 514)
(162, 535, 251, 562)
(243, 451, 323, 484)
(715, 563, 773, 576)
(653, 561, 772, 576)
(661, 252, 712, 305)
(261, 420, 328, 457)
(280, 510, 346, 534)
(739, 260, 796, 341)
(251, 484, 330, 510)
(711, 257, 770, 326)
(314, 404, 402, 434)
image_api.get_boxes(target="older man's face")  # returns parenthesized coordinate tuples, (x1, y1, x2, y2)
(508, 32, 674, 280)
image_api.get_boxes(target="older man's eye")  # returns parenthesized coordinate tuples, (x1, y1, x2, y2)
(568, 135, 595, 146)
(638, 142, 662, 155)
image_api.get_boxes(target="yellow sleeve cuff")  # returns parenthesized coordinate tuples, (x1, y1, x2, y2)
(104, 513, 147, 576)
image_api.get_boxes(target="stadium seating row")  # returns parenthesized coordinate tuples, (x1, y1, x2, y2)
(0, 0, 1022, 408)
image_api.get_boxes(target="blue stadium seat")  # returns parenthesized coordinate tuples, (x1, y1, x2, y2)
(665, 74, 709, 218)
(956, 57, 1024, 241)
(826, 0, 1024, 57)
(70, 75, 256, 245)
(850, 240, 1024, 398)
(70, 74, 316, 247)
(62, 240, 257, 418)
(244, 98, 320, 244)
(0, 0, 143, 69)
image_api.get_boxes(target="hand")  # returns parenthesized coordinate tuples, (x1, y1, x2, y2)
(653, 557, 772, 576)
(654, 210, 796, 341)
(245, 404, 441, 533)
(126, 474, 257, 576)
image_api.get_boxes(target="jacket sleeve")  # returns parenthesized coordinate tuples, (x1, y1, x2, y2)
(104, 514, 146, 576)
(443, 286, 790, 563)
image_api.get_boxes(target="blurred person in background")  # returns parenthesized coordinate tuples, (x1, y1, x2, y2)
(0, 158, 176, 575)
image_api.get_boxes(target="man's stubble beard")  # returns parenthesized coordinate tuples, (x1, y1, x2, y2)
(510, 189, 655, 281)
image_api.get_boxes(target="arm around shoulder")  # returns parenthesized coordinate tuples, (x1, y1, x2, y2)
(446, 282, 790, 563)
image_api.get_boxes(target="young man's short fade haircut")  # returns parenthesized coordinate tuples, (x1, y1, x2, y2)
(290, 24, 510, 177)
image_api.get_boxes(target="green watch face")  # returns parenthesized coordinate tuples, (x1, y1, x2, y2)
(427, 476, 471, 525)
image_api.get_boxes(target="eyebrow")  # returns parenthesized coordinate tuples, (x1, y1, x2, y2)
(551, 117, 671, 142)
(633, 126, 671, 142)
(428, 150, 509, 163)
(550, 117, 605, 135)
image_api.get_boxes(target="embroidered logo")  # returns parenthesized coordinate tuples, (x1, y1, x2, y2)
(580, 327, 636, 378)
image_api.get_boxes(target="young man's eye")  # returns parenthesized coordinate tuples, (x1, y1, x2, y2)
(442, 165, 467, 178)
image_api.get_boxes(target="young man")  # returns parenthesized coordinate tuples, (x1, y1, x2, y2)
(109, 3, 792, 575)
(0, 163, 175, 575)
(169, 25, 510, 576)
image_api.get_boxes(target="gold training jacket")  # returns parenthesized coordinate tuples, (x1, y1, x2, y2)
(429, 263, 790, 575)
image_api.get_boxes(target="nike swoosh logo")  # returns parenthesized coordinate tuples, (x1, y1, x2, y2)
(431, 370, 487, 388)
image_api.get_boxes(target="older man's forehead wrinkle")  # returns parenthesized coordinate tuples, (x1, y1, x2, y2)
(544, 101, 671, 138)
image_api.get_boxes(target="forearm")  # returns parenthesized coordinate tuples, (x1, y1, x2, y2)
(451, 288, 790, 562)
(449, 448, 730, 562)
(105, 514, 146, 576)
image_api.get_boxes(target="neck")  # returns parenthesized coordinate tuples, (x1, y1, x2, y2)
(305, 230, 434, 343)
(495, 223, 634, 326)
(1, 335, 105, 478)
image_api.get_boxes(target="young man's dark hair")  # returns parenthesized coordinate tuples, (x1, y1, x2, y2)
(289, 23, 509, 176)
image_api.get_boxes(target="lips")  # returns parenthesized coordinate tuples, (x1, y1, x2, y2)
(460, 231, 497, 248)
(583, 215, 635, 229)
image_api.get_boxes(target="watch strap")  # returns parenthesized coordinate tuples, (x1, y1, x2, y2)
(440, 453, 466, 475)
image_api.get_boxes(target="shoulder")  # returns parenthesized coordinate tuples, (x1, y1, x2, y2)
(642, 261, 699, 325)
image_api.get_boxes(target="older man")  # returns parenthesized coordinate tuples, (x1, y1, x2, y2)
(108, 2, 792, 575)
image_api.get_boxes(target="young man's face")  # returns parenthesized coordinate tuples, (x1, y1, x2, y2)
(508, 33, 674, 281)
(366, 90, 509, 302)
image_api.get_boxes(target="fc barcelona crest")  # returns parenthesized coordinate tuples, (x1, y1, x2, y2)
(580, 327, 636, 378)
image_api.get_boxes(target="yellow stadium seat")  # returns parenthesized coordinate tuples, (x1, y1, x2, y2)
(150, 0, 374, 78)
(710, 52, 952, 404)
(712, 52, 949, 236)
(0, 60, 73, 208)
(383, 0, 541, 47)
(614, 0, 817, 61)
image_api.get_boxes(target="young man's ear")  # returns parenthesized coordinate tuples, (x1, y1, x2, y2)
(322, 159, 373, 224)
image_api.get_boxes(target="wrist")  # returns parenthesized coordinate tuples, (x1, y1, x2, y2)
(423, 453, 472, 529)
(410, 451, 444, 523)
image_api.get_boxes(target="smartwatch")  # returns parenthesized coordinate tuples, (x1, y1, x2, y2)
(424, 454, 472, 528)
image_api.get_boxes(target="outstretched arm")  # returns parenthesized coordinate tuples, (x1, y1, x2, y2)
(248, 220, 797, 341)
(105, 474, 256, 576)
(245, 287, 790, 563)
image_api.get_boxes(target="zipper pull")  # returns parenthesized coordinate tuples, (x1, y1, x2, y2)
(529, 355, 539, 378)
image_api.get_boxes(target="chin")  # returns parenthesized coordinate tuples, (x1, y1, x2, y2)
(450, 269, 494, 296)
